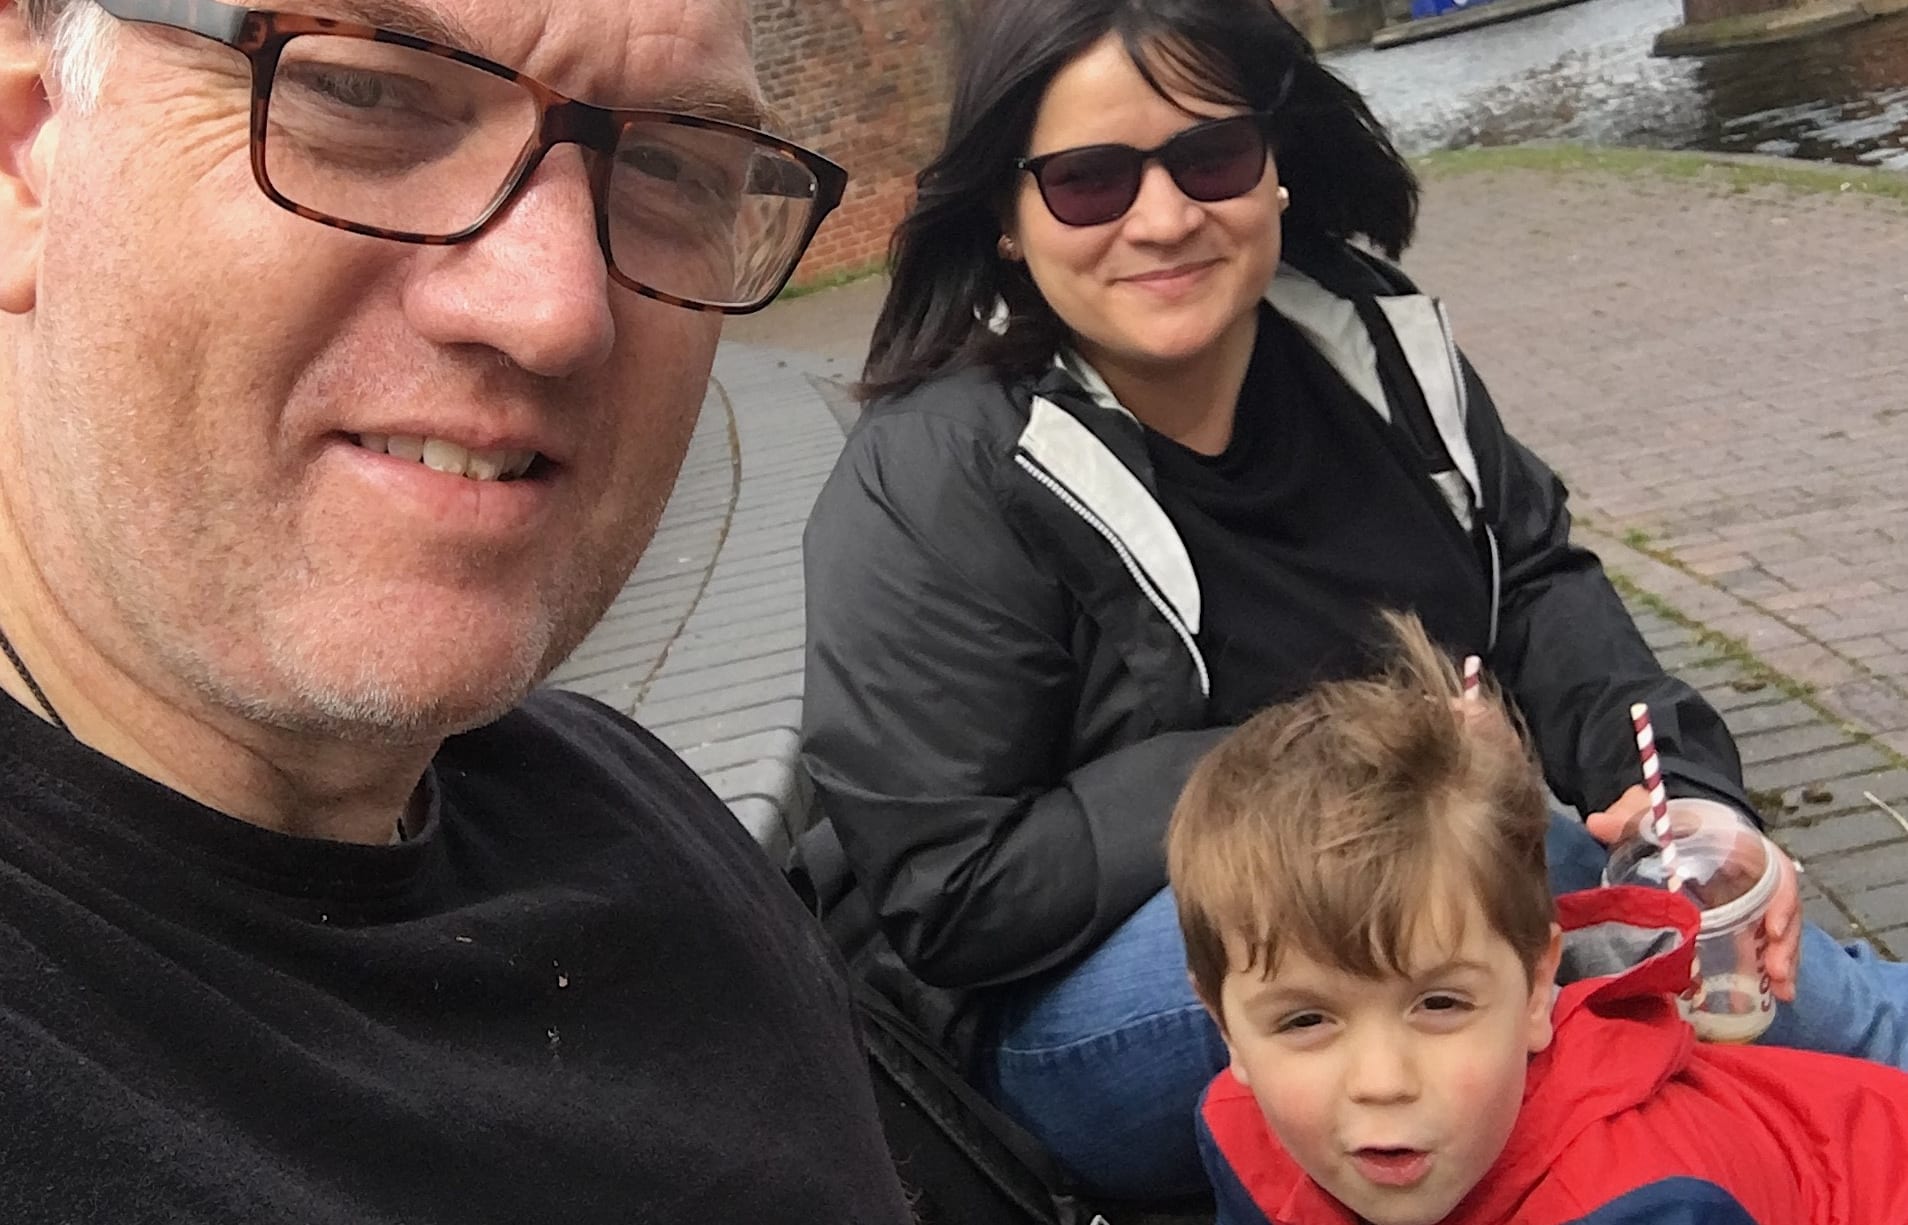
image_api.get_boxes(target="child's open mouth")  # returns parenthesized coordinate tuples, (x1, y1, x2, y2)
(1350, 1147, 1431, 1188)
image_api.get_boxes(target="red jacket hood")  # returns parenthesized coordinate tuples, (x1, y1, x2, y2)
(1463, 886, 1704, 1217)
(1203, 886, 1705, 1224)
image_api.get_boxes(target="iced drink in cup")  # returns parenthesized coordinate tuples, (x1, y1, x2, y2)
(1602, 797, 1781, 1044)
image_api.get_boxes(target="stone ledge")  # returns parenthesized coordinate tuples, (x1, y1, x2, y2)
(1651, 0, 1876, 56)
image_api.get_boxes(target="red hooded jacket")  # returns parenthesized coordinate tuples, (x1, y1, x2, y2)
(1198, 887, 1908, 1224)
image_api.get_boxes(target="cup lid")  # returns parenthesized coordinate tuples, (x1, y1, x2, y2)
(1696, 835, 1780, 931)
(1602, 799, 1778, 927)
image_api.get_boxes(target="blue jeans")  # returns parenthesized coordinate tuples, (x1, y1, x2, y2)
(979, 812, 1908, 1200)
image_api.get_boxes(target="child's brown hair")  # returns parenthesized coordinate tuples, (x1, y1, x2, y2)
(1169, 612, 1556, 1013)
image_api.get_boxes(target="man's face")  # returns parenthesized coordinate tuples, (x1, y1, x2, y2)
(1217, 895, 1562, 1225)
(6, 0, 755, 741)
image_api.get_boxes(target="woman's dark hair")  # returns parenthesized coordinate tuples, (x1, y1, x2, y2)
(861, 0, 1418, 400)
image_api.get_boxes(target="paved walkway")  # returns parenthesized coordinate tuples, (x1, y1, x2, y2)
(542, 338, 852, 861)
(1404, 150, 1908, 949)
(557, 148, 1908, 954)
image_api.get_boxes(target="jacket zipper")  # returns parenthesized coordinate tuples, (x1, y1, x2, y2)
(1484, 523, 1502, 652)
(1434, 300, 1502, 653)
(1013, 452, 1212, 698)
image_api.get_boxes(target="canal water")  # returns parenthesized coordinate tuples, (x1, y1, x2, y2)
(1327, 0, 1908, 170)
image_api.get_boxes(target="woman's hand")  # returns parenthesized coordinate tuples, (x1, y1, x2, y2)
(1585, 784, 1801, 1003)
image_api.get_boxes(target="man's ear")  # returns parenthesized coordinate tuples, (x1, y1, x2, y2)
(0, 3, 56, 316)
(1525, 923, 1565, 1055)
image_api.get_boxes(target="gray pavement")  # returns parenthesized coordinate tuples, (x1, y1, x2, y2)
(1404, 152, 1908, 950)
(544, 339, 850, 861)
(554, 148, 1908, 953)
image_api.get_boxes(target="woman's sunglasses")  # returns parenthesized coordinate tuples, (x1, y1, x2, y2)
(1014, 112, 1277, 228)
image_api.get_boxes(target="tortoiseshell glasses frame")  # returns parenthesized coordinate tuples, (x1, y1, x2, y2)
(94, 0, 850, 314)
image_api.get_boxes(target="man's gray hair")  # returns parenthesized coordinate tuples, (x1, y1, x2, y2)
(22, 0, 118, 111)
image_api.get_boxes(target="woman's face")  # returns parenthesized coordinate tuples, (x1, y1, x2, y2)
(1005, 33, 1283, 376)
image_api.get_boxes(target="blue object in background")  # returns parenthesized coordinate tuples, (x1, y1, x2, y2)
(1411, 0, 1496, 19)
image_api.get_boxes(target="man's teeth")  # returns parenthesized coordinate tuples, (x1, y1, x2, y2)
(354, 434, 538, 481)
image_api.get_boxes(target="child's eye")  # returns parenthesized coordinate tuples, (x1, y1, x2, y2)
(1275, 1011, 1329, 1033)
(1418, 994, 1474, 1017)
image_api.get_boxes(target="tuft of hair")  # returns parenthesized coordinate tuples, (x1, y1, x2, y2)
(22, 0, 118, 112)
(1168, 611, 1554, 1018)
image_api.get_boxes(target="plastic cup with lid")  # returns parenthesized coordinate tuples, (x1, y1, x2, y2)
(1601, 797, 1780, 1043)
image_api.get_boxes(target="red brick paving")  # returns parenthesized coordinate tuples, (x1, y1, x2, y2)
(1407, 166, 1908, 737)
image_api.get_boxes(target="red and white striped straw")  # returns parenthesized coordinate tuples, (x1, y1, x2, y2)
(1461, 655, 1482, 701)
(1630, 702, 1682, 890)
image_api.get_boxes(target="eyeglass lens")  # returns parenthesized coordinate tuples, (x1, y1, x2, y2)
(262, 35, 824, 309)
(1031, 116, 1269, 227)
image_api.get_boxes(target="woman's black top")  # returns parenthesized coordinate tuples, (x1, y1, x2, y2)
(1144, 307, 1492, 725)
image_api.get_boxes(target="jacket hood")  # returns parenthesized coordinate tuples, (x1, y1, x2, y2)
(1201, 886, 1704, 1224)
(1452, 886, 1701, 1219)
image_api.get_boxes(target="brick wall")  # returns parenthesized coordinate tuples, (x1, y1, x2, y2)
(1273, 0, 1390, 48)
(753, 0, 965, 288)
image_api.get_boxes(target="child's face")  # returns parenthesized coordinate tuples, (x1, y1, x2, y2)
(1216, 896, 1563, 1225)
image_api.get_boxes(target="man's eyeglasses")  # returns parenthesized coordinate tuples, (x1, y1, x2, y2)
(96, 0, 849, 314)
(1014, 113, 1277, 228)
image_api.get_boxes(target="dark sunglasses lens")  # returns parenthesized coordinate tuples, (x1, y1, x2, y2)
(1036, 147, 1142, 226)
(1163, 119, 1267, 203)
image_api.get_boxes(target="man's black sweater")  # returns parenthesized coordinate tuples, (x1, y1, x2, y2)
(0, 688, 910, 1224)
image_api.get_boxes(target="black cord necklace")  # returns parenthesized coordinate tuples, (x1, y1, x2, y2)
(1, 620, 416, 843)
(0, 620, 67, 732)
